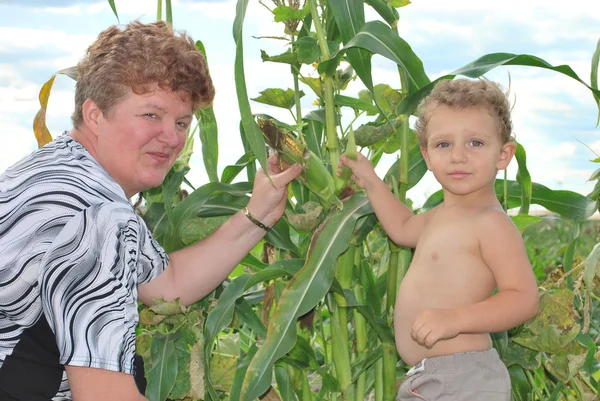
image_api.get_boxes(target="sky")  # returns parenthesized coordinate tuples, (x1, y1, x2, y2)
(0, 0, 599, 209)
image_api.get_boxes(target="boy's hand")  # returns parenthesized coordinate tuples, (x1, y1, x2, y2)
(411, 309, 461, 348)
(338, 152, 379, 191)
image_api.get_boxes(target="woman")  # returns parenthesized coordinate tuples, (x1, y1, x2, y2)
(0, 21, 301, 401)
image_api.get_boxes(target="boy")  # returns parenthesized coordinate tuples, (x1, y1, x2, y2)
(339, 79, 539, 400)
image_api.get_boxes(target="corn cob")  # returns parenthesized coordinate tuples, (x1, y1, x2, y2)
(258, 118, 342, 210)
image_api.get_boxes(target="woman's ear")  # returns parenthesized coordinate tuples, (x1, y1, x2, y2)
(81, 99, 102, 136)
(497, 141, 517, 170)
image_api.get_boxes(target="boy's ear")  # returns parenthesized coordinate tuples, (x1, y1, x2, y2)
(81, 99, 103, 137)
(420, 145, 432, 170)
(497, 141, 517, 170)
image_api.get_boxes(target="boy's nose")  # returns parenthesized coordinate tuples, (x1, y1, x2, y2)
(450, 147, 467, 163)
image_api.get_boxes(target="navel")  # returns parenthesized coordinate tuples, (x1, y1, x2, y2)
(431, 252, 439, 261)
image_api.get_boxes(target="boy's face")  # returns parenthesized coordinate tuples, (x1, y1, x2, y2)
(420, 105, 516, 197)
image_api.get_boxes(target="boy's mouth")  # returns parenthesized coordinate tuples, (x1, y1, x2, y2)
(449, 170, 470, 179)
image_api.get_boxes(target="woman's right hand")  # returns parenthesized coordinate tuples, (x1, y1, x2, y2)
(338, 152, 380, 191)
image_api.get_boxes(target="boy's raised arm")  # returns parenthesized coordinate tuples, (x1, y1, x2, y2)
(339, 153, 427, 248)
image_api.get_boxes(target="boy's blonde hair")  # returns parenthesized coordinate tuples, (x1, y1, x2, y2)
(414, 79, 513, 146)
(72, 20, 215, 128)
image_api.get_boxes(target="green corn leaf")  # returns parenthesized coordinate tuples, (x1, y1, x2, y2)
(240, 194, 373, 400)
(343, 21, 430, 93)
(235, 298, 267, 338)
(146, 334, 179, 401)
(161, 182, 252, 252)
(195, 41, 219, 183)
(334, 94, 379, 114)
(329, 0, 374, 98)
(274, 365, 295, 401)
(229, 345, 258, 401)
(510, 215, 542, 231)
(384, 142, 426, 190)
(107, 0, 119, 22)
(514, 141, 532, 215)
(303, 119, 324, 160)
(221, 152, 256, 184)
(397, 52, 600, 118)
(234, 0, 269, 176)
(422, 180, 597, 220)
(508, 365, 532, 401)
(590, 38, 600, 125)
(364, 0, 398, 27)
(203, 260, 303, 398)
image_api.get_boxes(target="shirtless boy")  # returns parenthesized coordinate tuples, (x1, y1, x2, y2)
(339, 79, 539, 400)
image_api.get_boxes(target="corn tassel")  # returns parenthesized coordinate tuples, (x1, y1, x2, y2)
(258, 118, 342, 210)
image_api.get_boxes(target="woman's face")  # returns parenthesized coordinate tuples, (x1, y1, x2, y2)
(93, 87, 193, 198)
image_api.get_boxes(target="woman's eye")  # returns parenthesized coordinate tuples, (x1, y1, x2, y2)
(177, 121, 190, 130)
(144, 113, 157, 119)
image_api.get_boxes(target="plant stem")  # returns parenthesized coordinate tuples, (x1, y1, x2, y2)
(157, 0, 162, 20)
(310, 0, 341, 190)
(525, 369, 544, 400)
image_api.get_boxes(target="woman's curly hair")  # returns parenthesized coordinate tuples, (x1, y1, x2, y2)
(414, 79, 513, 146)
(72, 20, 215, 127)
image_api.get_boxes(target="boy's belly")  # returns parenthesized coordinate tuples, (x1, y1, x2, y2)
(394, 267, 493, 366)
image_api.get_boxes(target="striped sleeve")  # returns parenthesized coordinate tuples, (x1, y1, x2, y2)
(38, 202, 158, 374)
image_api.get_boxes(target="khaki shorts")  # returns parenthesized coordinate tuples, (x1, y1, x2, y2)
(396, 348, 510, 401)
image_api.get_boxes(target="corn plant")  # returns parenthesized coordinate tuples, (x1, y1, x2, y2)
(31, 0, 600, 400)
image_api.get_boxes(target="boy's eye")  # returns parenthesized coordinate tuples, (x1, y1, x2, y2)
(470, 140, 484, 147)
(436, 142, 450, 148)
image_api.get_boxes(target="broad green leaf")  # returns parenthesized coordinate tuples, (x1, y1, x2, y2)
(169, 327, 197, 399)
(221, 152, 256, 184)
(353, 119, 400, 147)
(299, 76, 322, 97)
(397, 52, 600, 118)
(189, 342, 205, 398)
(364, 0, 398, 27)
(240, 194, 373, 400)
(296, 36, 321, 64)
(501, 341, 541, 370)
(513, 289, 581, 353)
(33, 67, 77, 147)
(180, 215, 229, 245)
(344, 21, 430, 93)
(334, 94, 378, 114)
(384, 143, 427, 191)
(252, 88, 304, 110)
(510, 214, 542, 231)
(514, 142, 532, 214)
(234, 0, 268, 177)
(544, 342, 588, 383)
(272, 3, 311, 22)
(260, 49, 298, 65)
(422, 180, 597, 220)
(147, 335, 178, 401)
